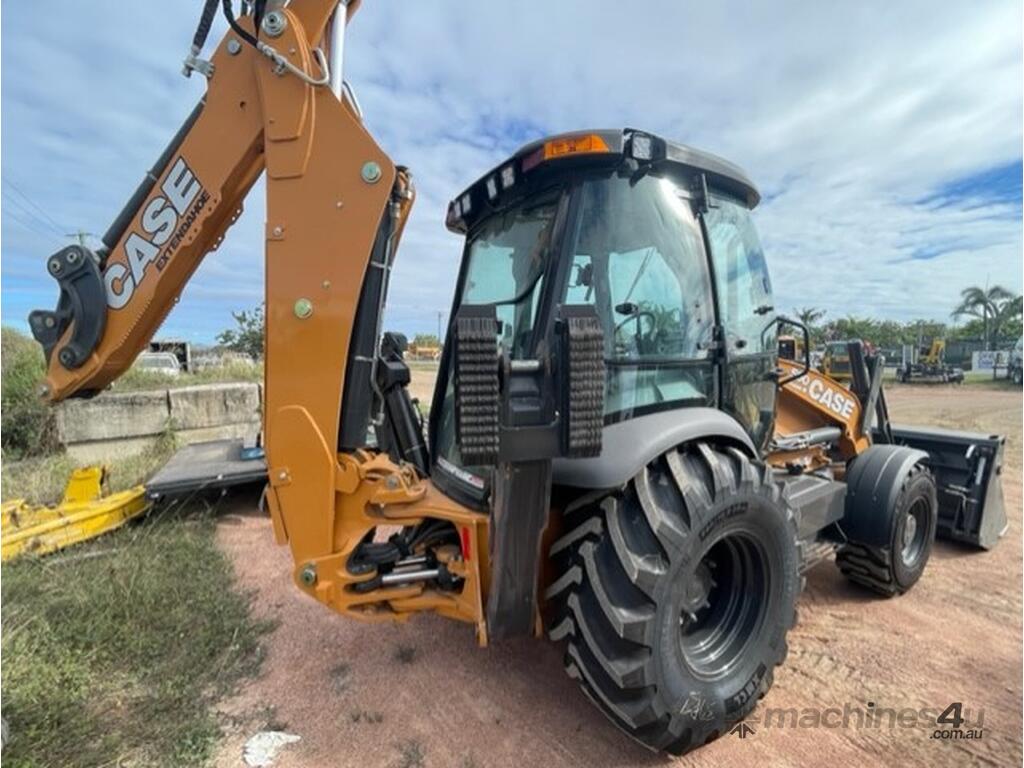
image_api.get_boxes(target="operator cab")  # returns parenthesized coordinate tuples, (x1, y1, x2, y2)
(430, 129, 778, 505)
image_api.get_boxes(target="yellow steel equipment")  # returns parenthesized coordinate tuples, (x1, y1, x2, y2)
(1, 467, 149, 561)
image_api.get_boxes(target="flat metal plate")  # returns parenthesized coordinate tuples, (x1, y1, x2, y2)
(146, 439, 267, 500)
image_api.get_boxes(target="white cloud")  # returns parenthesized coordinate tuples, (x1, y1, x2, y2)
(2, 0, 1021, 341)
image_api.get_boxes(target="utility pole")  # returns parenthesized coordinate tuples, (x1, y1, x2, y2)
(65, 229, 98, 247)
(436, 310, 443, 344)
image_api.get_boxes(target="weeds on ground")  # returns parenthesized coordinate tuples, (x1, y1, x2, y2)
(393, 644, 417, 664)
(1, 427, 178, 504)
(112, 361, 263, 392)
(394, 739, 427, 768)
(1, 328, 57, 459)
(0, 452, 75, 505)
(1, 503, 273, 767)
(350, 710, 384, 724)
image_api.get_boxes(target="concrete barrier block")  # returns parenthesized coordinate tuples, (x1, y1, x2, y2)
(168, 383, 260, 430)
(56, 390, 170, 443)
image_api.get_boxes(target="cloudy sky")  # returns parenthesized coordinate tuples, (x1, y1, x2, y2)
(2, 1, 1021, 342)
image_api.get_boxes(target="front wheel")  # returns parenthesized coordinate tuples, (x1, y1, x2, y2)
(546, 443, 800, 755)
(837, 463, 937, 596)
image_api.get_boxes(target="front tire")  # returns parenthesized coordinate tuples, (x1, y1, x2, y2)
(836, 463, 937, 596)
(546, 443, 799, 755)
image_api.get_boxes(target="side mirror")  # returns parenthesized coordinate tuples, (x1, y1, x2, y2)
(774, 315, 811, 386)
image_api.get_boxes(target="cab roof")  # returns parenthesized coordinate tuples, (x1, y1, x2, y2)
(445, 128, 760, 234)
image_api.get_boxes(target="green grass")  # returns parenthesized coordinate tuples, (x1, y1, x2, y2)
(112, 361, 263, 392)
(1, 429, 271, 767)
(1, 328, 57, 459)
(959, 376, 1021, 390)
(1, 503, 273, 768)
(2, 430, 179, 505)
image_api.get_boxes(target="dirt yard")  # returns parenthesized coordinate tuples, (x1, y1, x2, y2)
(213, 383, 1022, 768)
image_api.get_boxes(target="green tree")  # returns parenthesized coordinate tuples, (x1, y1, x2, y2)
(216, 305, 264, 360)
(951, 285, 1014, 350)
(791, 307, 826, 345)
(873, 319, 909, 350)
(904, 320, 948, 347)
(992, 295, 1022, 345)
(412, 333, 441, 348)
(824, 315, 878, 344)
(793, 306, 826, 327)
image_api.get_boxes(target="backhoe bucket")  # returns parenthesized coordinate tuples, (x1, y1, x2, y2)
(887, 425, 1007, 550)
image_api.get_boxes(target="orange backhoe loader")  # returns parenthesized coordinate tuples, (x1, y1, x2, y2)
(30, 1, 1006, 754)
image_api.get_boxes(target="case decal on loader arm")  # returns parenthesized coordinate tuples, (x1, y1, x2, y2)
(775, 359, 870, 461)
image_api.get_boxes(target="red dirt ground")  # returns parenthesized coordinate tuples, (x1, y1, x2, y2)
(213, 385, 1022, 768)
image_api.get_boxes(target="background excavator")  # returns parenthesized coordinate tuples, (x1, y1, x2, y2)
(29, 0, 1007, 755)
(895, 337, 965, 384)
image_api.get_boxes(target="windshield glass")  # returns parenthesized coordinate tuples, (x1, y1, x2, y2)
(564, 172, 715, 418)
(433, 193, 560, 486)
(458, 194, 558, 358)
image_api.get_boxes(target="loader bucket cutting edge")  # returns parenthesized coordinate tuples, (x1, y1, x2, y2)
(884, 425, 1007, 550)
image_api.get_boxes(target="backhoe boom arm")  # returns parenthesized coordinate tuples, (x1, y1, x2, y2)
(26, 3, 481, 629)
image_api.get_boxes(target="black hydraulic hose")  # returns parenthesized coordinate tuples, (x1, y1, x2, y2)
(192, 0, 220, 51)
(222, 0, 259, 48)
(253, 0, 268, 35)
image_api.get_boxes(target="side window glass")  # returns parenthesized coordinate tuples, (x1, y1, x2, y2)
(606, 248, 686, 358)
(705, 198, 775, 355)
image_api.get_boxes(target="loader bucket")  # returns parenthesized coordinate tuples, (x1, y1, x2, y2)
(885, 425, 1007, 550)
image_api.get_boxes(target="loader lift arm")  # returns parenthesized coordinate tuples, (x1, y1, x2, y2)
(30, 0, 492, 641)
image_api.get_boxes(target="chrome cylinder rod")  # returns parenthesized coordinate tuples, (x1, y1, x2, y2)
(380, 568, 440, 587)
(327, 0, 349, 99)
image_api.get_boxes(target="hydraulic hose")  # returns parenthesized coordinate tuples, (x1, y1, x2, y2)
(192, 0, 220, 52)
(222, 0, 259, 48)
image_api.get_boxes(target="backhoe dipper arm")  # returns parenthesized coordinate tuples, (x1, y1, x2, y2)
(28, 1, 449, 578)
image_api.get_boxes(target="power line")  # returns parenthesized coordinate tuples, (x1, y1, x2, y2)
(2, 177, 66, 235)
(1, 190, 65, 238)
(4, 206, 63, 245)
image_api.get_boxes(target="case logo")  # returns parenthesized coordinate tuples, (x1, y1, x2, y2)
(104, 157, 209, 309)
(784, 366, 857, 420)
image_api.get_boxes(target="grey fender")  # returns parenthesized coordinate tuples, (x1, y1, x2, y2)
(843, 444, 929, 547)
(551, 408, 756, 490)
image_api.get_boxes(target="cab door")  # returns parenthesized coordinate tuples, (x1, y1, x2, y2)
(703, 193, 778, 449)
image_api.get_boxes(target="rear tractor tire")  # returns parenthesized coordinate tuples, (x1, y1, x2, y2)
(836, 463, 937, 596)
(546, 443, 800, 755)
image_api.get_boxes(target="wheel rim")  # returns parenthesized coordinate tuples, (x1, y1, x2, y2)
(900, 498, 929, 566)
(679, 533, 770, 681)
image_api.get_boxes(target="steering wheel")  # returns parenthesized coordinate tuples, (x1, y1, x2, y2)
(614, 310, 656, 354)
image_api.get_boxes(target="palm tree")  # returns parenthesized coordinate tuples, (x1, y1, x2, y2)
(952, 285, 1014, 350)
(992, 295, 1023, 345)
(792, 307, 826, 344)
(794, 307, 826, 327)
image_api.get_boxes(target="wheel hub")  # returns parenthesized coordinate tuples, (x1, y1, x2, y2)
(678, 534, 770, 681)
(679, 562, 715, 622)
(900, 498, 929, 565)
(902, 513, 918, 552)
